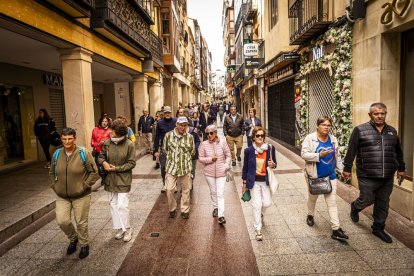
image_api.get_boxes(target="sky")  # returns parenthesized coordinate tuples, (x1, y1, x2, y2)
(187, 0, 225, 72)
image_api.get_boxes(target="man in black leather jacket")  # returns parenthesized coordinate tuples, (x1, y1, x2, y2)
(343, 102, 406, 243)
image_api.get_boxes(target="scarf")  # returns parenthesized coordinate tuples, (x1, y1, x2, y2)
(111, 136, 125, 144)
(253, 142, 268, 155)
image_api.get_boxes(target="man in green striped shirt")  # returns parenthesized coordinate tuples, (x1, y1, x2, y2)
(163, 116, 195, 219)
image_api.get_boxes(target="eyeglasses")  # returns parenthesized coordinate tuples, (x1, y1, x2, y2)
(208, 132, 215, 135)
(255, 134, 265, 138)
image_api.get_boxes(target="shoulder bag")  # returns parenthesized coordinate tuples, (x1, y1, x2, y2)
(267, 144, 279, 194)
(305, 173, 332, 195)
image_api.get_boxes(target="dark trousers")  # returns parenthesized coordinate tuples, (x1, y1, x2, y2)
(352, 177, 394, 230)
(39, 139, 51, 162)
(159, 151, 167, 185)
(247, 136, 253, 148)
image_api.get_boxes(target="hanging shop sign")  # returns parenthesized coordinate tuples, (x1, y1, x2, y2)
(381, 0, 411, 24)
(244, 43, 259, 57)
(227, 64, 236, 73)
(245, 58, 265, 69)
(266, 64, 295, 85)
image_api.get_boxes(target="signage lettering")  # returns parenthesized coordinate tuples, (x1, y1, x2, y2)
(266, 64, 295, 85)
(312, 45, 324, 61)
(245, 58, 264, 69)
(44, 74, 63, 87)
(244, 43, 259, 57)
(381, 0, 411, 24)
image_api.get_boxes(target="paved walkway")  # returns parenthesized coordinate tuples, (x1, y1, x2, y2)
(0, 138, 413, 275)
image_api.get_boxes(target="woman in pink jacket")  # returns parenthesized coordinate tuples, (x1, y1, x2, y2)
(199, 125, 232, 224)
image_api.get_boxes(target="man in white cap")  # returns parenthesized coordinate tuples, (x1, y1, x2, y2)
(154, 106, 177, 192)
(163, 116, 195, 219)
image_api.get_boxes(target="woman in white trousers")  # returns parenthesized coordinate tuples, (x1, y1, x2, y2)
(199, 125, 231, 224)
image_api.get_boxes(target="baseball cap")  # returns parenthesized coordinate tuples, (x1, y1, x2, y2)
(164, 106, 172, 113)
(177, 116, 189, 124)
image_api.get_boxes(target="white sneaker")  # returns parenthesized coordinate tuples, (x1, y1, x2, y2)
(115, 229, 124, 240)
(255, 230, 263, 241)
(161, 185, 167, 193)
(123, 228, 133, 242)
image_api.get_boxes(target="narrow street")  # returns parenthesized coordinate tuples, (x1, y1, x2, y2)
(1, 140, 413, 275)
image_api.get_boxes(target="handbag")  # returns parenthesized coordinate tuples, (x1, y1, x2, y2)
(305, 173, 332, 195)
(267, 145, 279, 194)
(50, 130, 62, 147)
(241, 189, 251, 202)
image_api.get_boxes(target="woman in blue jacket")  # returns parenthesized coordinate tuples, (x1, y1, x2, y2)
(242, 126, 276, 241)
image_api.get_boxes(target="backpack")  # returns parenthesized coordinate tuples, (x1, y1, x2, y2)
(52, 146, 88, 180)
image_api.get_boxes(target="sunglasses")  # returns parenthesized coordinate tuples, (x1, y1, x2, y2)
(255, 134, 265, 138)
(208, 132, 215, 135)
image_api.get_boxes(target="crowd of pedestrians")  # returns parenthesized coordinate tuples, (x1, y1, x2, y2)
(33, 100, 405, 259)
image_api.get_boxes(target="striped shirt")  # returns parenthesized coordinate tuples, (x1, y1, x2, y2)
(163, 129, 195, 176)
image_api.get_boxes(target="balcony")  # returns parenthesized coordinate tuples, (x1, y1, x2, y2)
(41, 0, 95, 17)
(233, 63, 245, 87)
(127, 0, 154, 25)
(91, 0, 163, 69)
(246, 0, 258, 20)
(288, 0, 331, 45)
(235, 3, 248, 33)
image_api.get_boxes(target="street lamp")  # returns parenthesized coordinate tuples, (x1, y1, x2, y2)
(244, 20, 253, 42)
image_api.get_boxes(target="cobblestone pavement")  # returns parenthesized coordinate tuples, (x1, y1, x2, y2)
(1, 138, 413, 275)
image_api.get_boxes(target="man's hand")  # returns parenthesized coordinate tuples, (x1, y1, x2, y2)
(212, 155, 217, 162)
(154, 152, 160, 158)
(109, 164, 116, 171)
(342, 171, 351, 180)
(397, 171, 406, 177)
(103, 161, 111, 171)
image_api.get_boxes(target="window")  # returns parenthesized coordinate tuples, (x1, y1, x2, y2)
(269, 0, 278, 30)
(401, 29, 414, 180)
(161, 12, 170, 35)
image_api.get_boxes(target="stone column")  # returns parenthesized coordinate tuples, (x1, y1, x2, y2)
(164, 78, 173, 108)
(60, 47, 94, 149)
(149, 80, 163, 116)
(173, 78, 180, 113)
(132, 75, 149, 132)
(182, 85, 189, 107)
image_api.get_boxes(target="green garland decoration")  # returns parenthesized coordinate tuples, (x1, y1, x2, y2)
(299, 23, 353, 156)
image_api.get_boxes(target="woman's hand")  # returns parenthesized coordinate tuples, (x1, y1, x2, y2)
(267, 160, 276, 168)
(242, 183, 247, 194)
(212, 155, 217, 162)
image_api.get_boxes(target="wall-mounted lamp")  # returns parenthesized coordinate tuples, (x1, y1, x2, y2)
(244, 20, 253, 42)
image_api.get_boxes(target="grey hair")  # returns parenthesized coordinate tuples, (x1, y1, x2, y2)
(205, 124, 217, 133)
(369, 102, 387, 113)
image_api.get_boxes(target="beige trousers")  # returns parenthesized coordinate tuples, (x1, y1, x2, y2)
(307, 179, 340, 230)
(142, 132, 153, 152)
(165, 173, 191, 213)
(225, 135, 243, 160)
(55, 194, 91, 246)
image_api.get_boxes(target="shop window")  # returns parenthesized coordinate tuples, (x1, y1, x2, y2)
(401, 29, 414, 179)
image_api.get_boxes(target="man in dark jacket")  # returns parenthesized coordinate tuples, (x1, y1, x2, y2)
(138, 109, 155, 154)
(342, 102, 406, 243)
(223, 105, 244, 166)
(199, 103, 212, 140)
(154, 106, 177, 192)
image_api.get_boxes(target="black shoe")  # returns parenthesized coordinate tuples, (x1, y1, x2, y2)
(306, 215, 314, 227)
(66, 239, 78, 255)
(331, 228, 349, 241)
(169, 210, 176, 218)
(237, 156, 241, 162)
(350, 203, 360, 223)
(232, 160, 236, 166)
(79, 245, 89, 259)
(155, 163, 160, 169)
(212, 208, 218, 217)
(218, 217, 226, 224)
(181, 212, 189, 219)
(372, 230, 393, 243)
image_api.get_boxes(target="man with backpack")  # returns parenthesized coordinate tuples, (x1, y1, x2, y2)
(50, 128, 99, 259)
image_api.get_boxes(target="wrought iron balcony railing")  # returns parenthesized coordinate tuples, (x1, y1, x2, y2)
(149, 31, 163, 66)
(234, 3, 248, 33)
(127, 0, 154, 25)
(288, 0, 331, 45)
